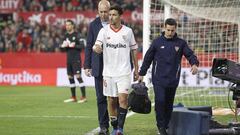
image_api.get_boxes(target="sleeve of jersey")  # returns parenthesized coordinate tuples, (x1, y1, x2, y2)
(129, 29, 138, 50)
(94, 28, 104, 46)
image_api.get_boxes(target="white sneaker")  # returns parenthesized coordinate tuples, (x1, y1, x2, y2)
(64, 98, 77, 103)
(77, 97, 87, 103)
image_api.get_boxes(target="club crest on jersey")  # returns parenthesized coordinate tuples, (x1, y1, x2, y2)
(175, 46, 179, 52)
(72, 36, 75, 40)
(122, 35, 127, 41)
(107, 37, 110, 40)
(103, 79, 107, 87)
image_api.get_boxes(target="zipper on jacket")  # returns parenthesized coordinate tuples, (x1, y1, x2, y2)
(176, 64, 180, 78)
(154, 61, 157, 75)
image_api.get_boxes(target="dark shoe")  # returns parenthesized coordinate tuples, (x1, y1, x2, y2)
(158, 127, 168, 135)
(99, 127, 109, 135)
(116, 128, 123, 135)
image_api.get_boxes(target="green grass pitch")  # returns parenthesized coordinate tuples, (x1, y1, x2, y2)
(0, 86, 234, 135)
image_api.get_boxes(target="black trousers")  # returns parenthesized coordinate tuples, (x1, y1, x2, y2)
(94, 76, 109, 128)
(153, 85, 177, 128)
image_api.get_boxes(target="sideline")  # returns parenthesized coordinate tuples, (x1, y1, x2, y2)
(85, 111, 136, 135)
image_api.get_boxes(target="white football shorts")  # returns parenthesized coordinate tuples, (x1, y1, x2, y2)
(103, 75, 131, 97)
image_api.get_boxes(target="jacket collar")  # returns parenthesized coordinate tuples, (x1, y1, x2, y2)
(161, 31, 178, 40)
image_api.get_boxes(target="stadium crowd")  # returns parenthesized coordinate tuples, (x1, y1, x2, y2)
(0, 0, 237, 53)
(0, 0, 143, 53)
(19, 0, 142, 12)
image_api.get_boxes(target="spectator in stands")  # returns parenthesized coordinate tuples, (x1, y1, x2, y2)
(0, 0, 145, 53)
(29, 0, 44, 12)
(16, 27, 32, 52)
(0, 33, 5, 52)
(84, 0, 110, 134)
(60, 19, 87, 103)
(138, 18, 199, 135)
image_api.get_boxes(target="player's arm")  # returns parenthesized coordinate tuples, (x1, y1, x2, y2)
(131, 49, 139, 81)
(59, 35, 68, 52)
(129, 29, 139, 81)
(60, 35, 69, 48)
(93, 28, 104, 54)
(138, 40, 157, 82)
(182, 40, 199, 75)
(73, 33, 85, 50)
(93, 40, 103, 54)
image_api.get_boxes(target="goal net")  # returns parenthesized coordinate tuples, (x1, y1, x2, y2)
(144, 0, 240, 108)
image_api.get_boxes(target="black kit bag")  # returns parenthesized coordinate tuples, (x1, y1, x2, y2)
(128, 82, 151, 114)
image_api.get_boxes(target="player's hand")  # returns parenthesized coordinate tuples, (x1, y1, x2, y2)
(84, 69, 92, 77)
(69, 42, 75, 48)
(92, 44, 103, 54)
(138, 75, 143, 82)
(133, 70, 139, 81)
(61, 41, 68, 48)
(191, 65, 198, 75)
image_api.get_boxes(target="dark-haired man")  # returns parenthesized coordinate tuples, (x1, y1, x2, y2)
(138, 18, 199, 135)
(61, 19, 86, 103)
(93, 5, 139, 135)
(84, 0, 111, 134)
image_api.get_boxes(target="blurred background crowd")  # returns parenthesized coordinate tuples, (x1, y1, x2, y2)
(0, 0, 143, 53)
(0, 0, 238, 54)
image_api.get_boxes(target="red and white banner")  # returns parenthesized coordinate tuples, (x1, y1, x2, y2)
(0, 68, 56, 86)
(0, 67, 231, 87)
(0, 52, 66, 68)
(56, 68, 94, 87)
(145, 67, 231, 88)
(0, 0, 22, 13)
(17, 10, 143, 26)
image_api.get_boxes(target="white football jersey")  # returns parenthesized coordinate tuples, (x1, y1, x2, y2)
(95, 24, 138, 77)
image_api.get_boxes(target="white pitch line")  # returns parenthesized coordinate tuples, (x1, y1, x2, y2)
(0, 115, 95, 119)
(176, 87, 209, 97)
(85, 110, 136, 135)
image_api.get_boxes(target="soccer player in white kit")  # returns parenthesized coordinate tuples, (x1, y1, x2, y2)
(93, 5, 139, 135)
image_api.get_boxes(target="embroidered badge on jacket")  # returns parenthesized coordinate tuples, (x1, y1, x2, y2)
(175, 46, 179, 52)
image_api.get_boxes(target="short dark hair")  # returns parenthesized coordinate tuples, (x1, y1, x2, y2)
(110, 5, 123, 15)
(66, 19, 75, 27)
(165, 18, 177, 27)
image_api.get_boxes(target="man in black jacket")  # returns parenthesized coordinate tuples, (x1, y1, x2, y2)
(61, 19, 86, 103)
(138, 18, 199, 135)
(84, 1, 110, 134)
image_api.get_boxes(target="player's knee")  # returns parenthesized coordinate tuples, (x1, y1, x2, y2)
(118, 97, 128, 108)
(75, 74, 81, 78)
(68, 75, 74, 79)
(76, 77, 83, 83)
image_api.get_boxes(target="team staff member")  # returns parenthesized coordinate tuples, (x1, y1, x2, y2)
(93, 5, 139, 135)
(138, 18, 199, 135)
(84, 0, 110, 134)
(61, 19, 86, 103)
